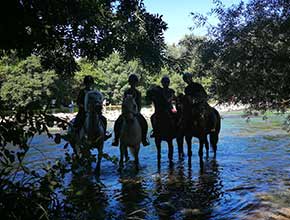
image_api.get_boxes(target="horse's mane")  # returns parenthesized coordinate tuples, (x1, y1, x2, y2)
(84, 90, 103, 112)
(122, 94, 138, 115)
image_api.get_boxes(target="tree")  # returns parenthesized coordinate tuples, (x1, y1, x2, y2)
(74, 53, 152, 105)
(192, 0, 290, 111)
(0, 55, 57, 108)
(0, 0, 167, 74)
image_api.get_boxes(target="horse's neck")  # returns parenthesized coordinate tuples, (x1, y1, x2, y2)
(86, 111, 103, 134)
(153, 101, 168, 114)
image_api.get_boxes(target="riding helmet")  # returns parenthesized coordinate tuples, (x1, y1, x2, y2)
(84, 75, 94, 85)
(161, 75, 170, 84)
(182, 72, 193, 81)
(128, 74, 139, 83)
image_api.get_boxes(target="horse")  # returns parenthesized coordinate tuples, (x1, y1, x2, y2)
(146, 86, 183, 166)
(69, 90, 105, 178)
(117, 95, 142, 171)
(178, 94, 221, 164)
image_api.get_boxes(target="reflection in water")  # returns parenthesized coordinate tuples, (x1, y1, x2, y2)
(25, 113, 290, 219)
(117, 175, 148, 219)
(153, 159, 223, 220)
(62, 173, 108, 220)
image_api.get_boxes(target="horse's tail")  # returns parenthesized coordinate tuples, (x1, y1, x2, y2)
(210, 108, 221, 153)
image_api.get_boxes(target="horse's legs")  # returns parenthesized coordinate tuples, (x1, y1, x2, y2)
(198, 137, 204, 158)
(155, 138, 162, 168)
(205, 136, 209, 158)
(118, 143, 125, 171)
(185, 136, 192, 157)
(176, 135, 184, 159)
(125, 147, 130, 162)
(96, 143, 103, 179)
(168, 140, 173, 162)
(210, 132, 218, 158)
(198, 136, 206, 168)
(133, 145, 140, 171)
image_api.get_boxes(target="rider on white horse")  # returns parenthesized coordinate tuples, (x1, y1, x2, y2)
(112, 74, 149, 147)
(73, 75, 111, 140)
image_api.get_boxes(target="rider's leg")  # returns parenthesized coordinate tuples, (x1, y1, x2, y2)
(137, 114, 149, 146)
(112, 115, 122, 146)
(150, 114, 156, 137)
(100, 115, 112, 141)
(73, 110, 85, 132)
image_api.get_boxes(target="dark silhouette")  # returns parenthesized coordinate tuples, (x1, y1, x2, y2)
(73, 75, 110, 140)
(146, 81, 184, 166)
(112, 74, 149, 147)
(118, 95, 142, 171)
(178, 73, 221, 163)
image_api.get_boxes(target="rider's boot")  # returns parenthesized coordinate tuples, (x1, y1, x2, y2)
(138, 114, 149, 146)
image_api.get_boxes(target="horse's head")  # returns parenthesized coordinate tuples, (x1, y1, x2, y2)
(122, 95, 138, 121)
(146, 85, 160, 102)
(84, 91, 104, 141)
(146, 86, 168, 112)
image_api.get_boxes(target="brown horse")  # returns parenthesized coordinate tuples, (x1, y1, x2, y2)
(177, 94, 221, 163)
(146, 86, 183, 166)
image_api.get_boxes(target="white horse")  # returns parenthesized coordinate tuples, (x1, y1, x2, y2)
(70, 90, 105, 177)
(118, 95, 142, 171)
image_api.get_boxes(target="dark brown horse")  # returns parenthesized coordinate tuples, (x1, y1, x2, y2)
(146, 86, 183, 166)
(177, 94, 221, 164)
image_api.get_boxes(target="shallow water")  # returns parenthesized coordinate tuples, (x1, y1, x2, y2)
(25, 112, 290, 220)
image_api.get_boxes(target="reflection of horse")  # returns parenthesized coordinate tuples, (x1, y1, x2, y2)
(118, 95, 142, 171)
(146, 86, 183, 165)
(178, 94, 221, 162)
(69, 90, 105, 177)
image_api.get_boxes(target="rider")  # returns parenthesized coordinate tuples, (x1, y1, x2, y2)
(161, 75, 176, 112)
(112, 74, 149, 146)
(73, 75, 111, 140)
(150, 76, 176, 137)
(182, 72, 216, 132)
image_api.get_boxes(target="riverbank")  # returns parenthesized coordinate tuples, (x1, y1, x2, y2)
(52, 103, 248, 122)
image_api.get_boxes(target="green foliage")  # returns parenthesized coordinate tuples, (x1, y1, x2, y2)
(74, 53, 152, 104)
(0, 0, 167, 74)
(0, 55, 57, 108)
(192, 0, 290, 111)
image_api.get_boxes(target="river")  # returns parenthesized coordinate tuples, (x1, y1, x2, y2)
(24, 111, 290, 220)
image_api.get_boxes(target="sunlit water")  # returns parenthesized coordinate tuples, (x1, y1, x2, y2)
(25, 112, 290, 220)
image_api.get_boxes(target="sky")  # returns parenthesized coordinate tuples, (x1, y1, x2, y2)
(143, 0, 244, 44)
